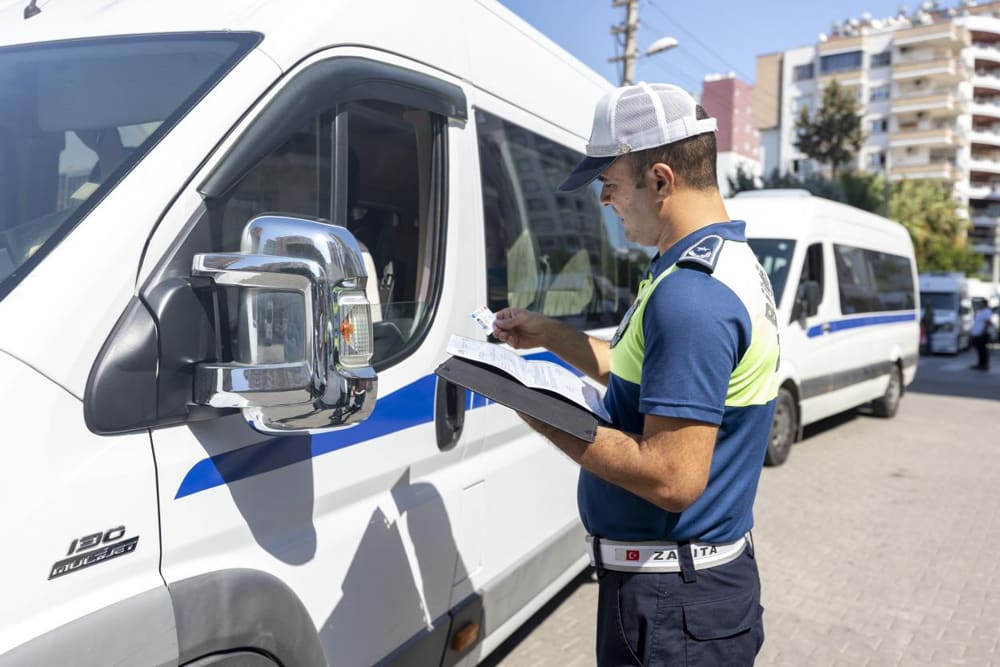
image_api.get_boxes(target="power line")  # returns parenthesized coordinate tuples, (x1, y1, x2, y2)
(644, 0, 753, 82)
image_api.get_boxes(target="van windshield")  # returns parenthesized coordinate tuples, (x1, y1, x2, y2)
(921, 291, 958, 311)
(747, 238, 795, 304)
(0, 33, 258, 300)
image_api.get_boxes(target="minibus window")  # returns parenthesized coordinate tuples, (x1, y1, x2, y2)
(476, 110, 650, 329)
(746, 238, 795, 304)
(835, 244, 915, 314)
(0, 33, 258, 301)
(212, 99, 445, 367)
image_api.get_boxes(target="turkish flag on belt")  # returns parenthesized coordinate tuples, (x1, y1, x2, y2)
(626, 550, 640, 561)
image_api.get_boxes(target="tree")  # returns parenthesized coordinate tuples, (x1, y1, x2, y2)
(794, 80, 865, 177)
(838, 170, 884, 214)
(726, 163, 759, 195)
(888, 179, 982, 273)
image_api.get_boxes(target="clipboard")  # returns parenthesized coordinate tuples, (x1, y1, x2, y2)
(434, 355, 602, 442)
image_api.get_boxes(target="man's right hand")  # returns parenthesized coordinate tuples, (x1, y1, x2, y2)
(492, 308, 554, 350)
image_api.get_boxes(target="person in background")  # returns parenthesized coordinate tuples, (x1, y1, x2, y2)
(970, 299, 992, 371)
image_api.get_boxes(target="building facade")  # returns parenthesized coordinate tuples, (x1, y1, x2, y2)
(755, 1, 1000, 283)
(701, 74, 762, 196)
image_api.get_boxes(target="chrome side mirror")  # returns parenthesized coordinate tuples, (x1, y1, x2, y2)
(191, 215, 377, 433)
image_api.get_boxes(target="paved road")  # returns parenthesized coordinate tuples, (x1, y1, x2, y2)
(482, 348, 1000, 666)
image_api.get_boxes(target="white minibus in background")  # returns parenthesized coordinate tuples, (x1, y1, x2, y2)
(726, 190, 920, 466)
(919, 272, 972, 353)
(0, 1, 641, 665)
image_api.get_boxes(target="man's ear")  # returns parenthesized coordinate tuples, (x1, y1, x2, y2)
(650, 162, 674, 196)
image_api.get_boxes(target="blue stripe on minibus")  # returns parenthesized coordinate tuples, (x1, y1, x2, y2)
(175, 350, 574, 498)
(806, 312, 916, 338)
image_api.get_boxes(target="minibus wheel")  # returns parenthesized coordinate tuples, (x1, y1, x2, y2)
(871, 364, 902, 418)
(764, 388, 796, 466)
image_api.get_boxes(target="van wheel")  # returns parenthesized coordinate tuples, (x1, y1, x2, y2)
(871, 365, 902, 418)
(764, 388, 796, 466)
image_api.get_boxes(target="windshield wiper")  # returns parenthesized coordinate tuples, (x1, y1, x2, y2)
(24, 0, 41, 19)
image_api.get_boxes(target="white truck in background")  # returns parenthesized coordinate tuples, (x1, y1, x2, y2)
(919, 272, 972, 354)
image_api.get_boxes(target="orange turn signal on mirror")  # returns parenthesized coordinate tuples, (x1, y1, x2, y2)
(339, 317, 355, 342)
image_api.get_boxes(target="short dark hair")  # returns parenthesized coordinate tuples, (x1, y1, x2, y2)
(629, 105, 718, 191)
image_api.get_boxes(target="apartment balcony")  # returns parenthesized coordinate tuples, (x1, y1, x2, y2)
(895, 22, 970, 48)
(892, 56, 965, 82)
(971, 209, 1000, 225)
(818, 35, 864, 53)
(968, 223, 999, 252)
(967, 181, 1000, 200)
(970, 129, 1000, 148)
(973, 70, 1000, 92)
(889, 161, 957, 180)
(890, 91, 960, 116)
(970, 45, 1000, 66)
(969, 157, 1000, 175)
(970, 98, 1000, 118)
(818, 70, 864, 87)
(889, 126, 960, 148)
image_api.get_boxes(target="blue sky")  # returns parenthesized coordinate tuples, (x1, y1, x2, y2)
(498, 0, 922, 91)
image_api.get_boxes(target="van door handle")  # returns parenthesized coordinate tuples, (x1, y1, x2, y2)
(821, 322, 831, 334)
(435, 378, 466, 451)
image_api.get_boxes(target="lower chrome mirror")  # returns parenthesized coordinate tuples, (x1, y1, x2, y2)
(191, 215, 377, 433)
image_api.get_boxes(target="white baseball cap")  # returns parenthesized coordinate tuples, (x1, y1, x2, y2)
(559, 82, 718, 192)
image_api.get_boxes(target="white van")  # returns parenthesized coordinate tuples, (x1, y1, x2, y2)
(919, 272, 973, 353)
(726, 191, 920, 466)
(0, 2, 647, 665)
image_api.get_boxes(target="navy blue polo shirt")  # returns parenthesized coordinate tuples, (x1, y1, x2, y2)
(579, 220, 780, 543)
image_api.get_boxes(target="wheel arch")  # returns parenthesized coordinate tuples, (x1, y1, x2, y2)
(168, 568, 327, 667)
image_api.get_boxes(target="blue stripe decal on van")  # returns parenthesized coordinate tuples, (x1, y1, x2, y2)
(175, 350, 575, 498)
(806, 312, 916, 338)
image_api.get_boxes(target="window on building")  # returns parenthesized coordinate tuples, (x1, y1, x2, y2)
(867, 151, 886, 169)
(476, 110, 650, 327)
(793, 63, 815, 81)
(870, 51, 892, 67)
(792, 95, 812, 116)
(791, 158, 814, 178)
(870, 118, 889, 133)
(820, 51, 863, 74)
(870, 85, 891, 101)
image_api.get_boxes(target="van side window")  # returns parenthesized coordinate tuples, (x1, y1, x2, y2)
(476, 110, 649, 328)
(212, 99, 445, 367)
(834, 244, 915, 314)
(801, 243, 825, 300)
(785, 242, 824, 321)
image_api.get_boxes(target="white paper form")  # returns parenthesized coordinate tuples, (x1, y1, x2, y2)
(446, 335, 611, 421)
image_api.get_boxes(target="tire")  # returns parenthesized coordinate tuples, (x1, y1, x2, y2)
(871, 364, 902, 418)
(764, 387, 796, 467)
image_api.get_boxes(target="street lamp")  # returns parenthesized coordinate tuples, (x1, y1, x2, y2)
(645, 36, 679, 57)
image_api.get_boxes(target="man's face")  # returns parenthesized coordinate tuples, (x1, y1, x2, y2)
(597, 158, 661, 246)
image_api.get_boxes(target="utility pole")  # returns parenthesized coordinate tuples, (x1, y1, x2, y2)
(609, 0, 639, 86)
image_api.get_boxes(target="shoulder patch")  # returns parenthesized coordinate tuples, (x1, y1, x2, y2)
(676, 234, 725, 273)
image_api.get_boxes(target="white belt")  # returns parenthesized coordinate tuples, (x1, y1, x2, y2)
(586, 533, 750, 573)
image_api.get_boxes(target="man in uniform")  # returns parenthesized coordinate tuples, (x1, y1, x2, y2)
(493, 82, 779, 665)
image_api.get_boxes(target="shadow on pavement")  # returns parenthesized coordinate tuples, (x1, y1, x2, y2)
(480, 567, 596, 666)
(801, 409, 860, 441)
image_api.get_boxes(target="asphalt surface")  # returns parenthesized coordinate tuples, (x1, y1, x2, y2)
(482, 347, 1000, 666)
